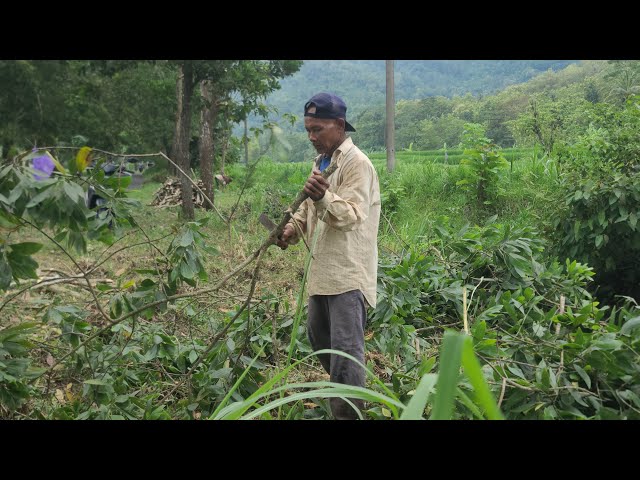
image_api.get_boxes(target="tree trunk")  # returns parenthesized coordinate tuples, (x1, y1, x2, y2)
(170, 68, 185, 177)
(243, 116, 249, 165)
(220, 126, 230, 174)
(386, 60, 396, 173)
(175, 62, 194, 220)
(198, 80, 219, 211)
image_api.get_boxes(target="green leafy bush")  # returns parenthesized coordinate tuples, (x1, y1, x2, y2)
(555, 96, 640, 301)
(457, 123, 508, 206)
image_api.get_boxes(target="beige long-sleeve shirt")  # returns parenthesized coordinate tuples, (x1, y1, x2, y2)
(287, 137, 381, 308)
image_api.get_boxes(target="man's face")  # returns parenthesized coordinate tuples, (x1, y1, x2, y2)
(304, 106, 343, 155)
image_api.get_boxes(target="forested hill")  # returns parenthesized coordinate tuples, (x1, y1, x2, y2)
(267, 60, 578, 118)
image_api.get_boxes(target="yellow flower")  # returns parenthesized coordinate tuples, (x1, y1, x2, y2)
(75, 146, 92, 173)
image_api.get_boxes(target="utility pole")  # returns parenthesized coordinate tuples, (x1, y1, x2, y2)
(243, 116, 249, 165)
(386, 60, 396, 173)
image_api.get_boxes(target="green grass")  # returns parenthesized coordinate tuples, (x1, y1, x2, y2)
(217, 147, 558, 254)
(119, 147, 560, 264)
(369, 147, 535, 166)
(126, 180, 162, 202)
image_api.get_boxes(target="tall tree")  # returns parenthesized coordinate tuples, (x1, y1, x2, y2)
(194, 60, 302, 211)
(173, 62, 195, 219)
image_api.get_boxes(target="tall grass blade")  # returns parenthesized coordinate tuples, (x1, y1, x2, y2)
(210, 344, 266, 419)
(399, 373, 438, 419)
(460, 336, 504, 420)
(430, 330, 464, 420)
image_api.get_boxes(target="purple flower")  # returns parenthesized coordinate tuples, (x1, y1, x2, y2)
(32, 155, 55, 180)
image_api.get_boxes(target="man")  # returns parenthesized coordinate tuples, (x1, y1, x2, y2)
(277, 92, 381, 420)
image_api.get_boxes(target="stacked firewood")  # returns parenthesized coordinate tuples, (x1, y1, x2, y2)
(150, 178, 208, 208)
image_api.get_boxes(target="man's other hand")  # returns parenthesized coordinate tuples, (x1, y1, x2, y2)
(277, 224, 296, 250)
(304, 168, 330, 202)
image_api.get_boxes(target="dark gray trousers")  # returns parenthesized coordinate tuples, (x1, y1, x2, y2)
(307, 289, 367, 420)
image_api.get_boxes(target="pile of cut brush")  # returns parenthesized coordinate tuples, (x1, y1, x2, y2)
(150, 178, 208, 208)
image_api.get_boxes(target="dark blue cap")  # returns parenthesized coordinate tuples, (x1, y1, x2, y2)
(304, 92, 356, 132)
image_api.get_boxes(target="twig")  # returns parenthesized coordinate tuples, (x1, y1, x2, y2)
(556, 295, 565, 385)
(381, 210, 411, 251)
(463, 286, 469, 334)
(468, 276, 485, 312)
(16, 146, 160, 162)
(157, 152, 227, 224)
(415, 323, 460, 333)
(227, 157, 263, 223)
(272, 308, 280, 370)
(39, 285, 86, 300)
(291, 217, 311, 253)
(40, 267, 74, 276)
(158, 248, 266, 403)
(497, 377, 507, 408)
(21, 219, 112, 326)
(86, 230, 137, 271)
(87, 233, 173, 276)
(555, 295, 565, 335)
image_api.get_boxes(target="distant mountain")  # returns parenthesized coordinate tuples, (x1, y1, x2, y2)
(263, 60, 578, 123)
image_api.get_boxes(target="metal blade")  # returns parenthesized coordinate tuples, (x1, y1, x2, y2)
(258, 213, 277, 231)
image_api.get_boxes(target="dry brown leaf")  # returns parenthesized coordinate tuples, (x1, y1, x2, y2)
(65, 384, 75, 402)
(55, 389, 65, 404)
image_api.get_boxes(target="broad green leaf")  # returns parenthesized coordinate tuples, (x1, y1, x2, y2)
(461, 336, 503, 419)
(8, 242, 43, 255)
(84, 379, 110, 386)
(593, 336, 623, 351)
(400, 373, 437, 420)
(62, 181, 85, 203)
(430, 330, 464, 420)
(620, 317, 640, 336)
(507, 364, 526, 379)
(417, 356, 436, 377)
(595, 235, 603, 248)
(180, 261, 196, 279)
(25, 188, 53, 208)
(178, 230, 194, 247)
(574, 365, 591, 389)
(472, 320, 487, 343)
(0, 256, 12, 290)
(597, 210, 606, 226)
(188, 350, 198, 363)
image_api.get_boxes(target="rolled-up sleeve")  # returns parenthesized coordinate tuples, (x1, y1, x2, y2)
(285, 198, 309, 245)
(313, 161, 371, 231)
